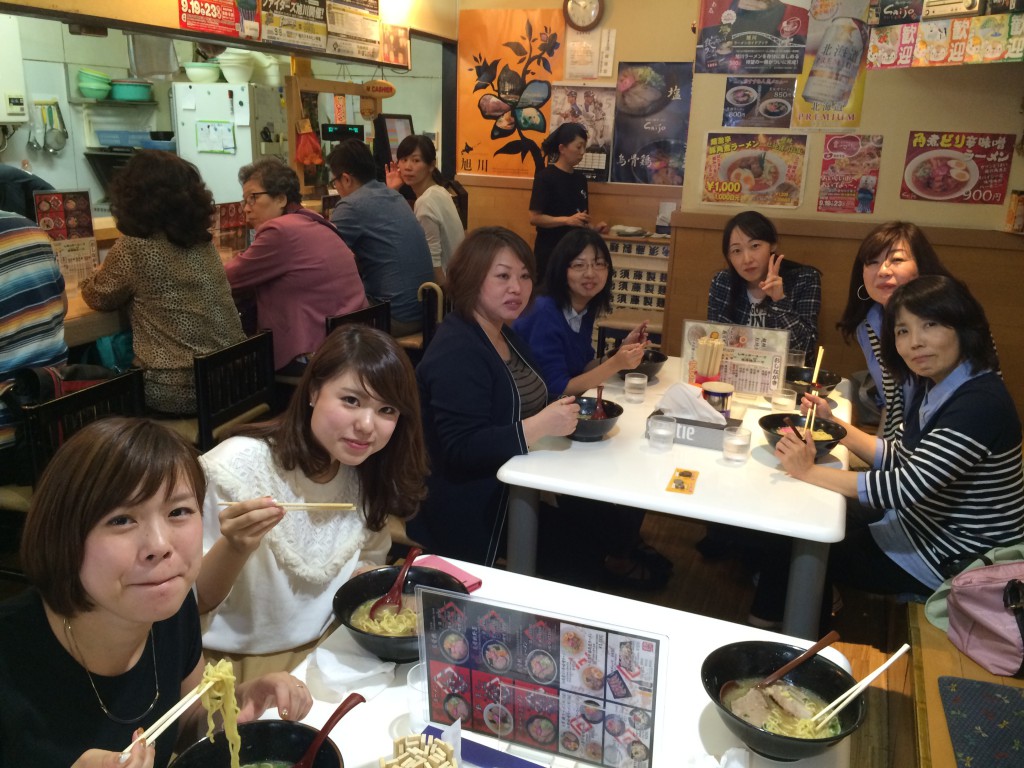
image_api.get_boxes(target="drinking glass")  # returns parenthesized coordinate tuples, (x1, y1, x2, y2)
(771, 388, 798, 413)
(624, 373, 648, 404)
(407, 662, 429, 733)
(787, 350, 807, 368)
(647, 415, 676, 451)
(722, 426, 751, 464)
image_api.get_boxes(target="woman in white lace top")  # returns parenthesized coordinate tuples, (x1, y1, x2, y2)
(196, 325, 428, 679)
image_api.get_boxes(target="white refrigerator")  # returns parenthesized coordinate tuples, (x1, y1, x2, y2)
(172, 82, 288, 205)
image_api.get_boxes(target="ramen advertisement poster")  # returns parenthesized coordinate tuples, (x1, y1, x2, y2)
(702, 132, 808, 207)
(818, 134, 882, 213)
(722, 77, 795, 128)
(900, 131, 1015, 205)
(695, 0, 810, 75)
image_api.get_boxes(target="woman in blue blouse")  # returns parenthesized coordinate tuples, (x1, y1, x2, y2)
(753, 275, 1024, 627)
(514, 229, 647, 396)
(836, 222, 951, 439)
(707, 210, 821, 360)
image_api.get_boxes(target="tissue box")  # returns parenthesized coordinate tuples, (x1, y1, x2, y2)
(647, 410, 743, 450)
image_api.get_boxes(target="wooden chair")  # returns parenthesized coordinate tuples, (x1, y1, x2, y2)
(394, 282, 447, 365)
(163, 331, 276, 452)
(325, 300, 392, 336)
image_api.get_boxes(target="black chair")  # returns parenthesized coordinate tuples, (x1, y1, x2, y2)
(394, 282, 447, 365)
(325, 300, 392, 336)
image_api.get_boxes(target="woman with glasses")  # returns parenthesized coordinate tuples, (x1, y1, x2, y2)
(836, 221, 952, 439)
(80, 150, 245, 415)
(707, 210, 821, 360)
(224, 158, 367, 374)
(514, 229, 647, 397)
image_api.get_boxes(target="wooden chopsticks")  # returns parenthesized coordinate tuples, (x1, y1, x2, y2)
(121, 680, 216, 757)
(811, 643, 910, 730)
(217, 501, 355, 510)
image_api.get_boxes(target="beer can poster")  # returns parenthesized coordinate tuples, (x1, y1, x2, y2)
(791, 0, 871, 130)
(901, 131, 1015, 205)
(817, 134, 882, 214)
(702, 132, 807, 207)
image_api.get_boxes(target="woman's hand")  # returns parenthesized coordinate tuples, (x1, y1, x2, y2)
(799, 392, 833, 421)
(610, 342, 645, 372)
(384, 162, 402, 190)
(623, 321, 649, 347)
(592, 220, 609, 234)
(218, 497, 284, 556)
(758, 252, 786, 302)
(72, 739, 154, 768)
(237, 673, 314, 723)
(523, 396, 580, 443)
(565, 211, 590, 228)
(775, 429, 816, 480)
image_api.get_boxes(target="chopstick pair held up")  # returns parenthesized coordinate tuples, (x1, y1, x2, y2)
(811, 643, 910, 730)
(120, 680, 216, 760)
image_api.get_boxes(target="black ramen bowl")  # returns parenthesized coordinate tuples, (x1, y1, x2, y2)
(171, 720, 342, 768)
(785, 366, 842, 400)
(759, 413, 847, 459)
(701, 640, 865, 762)
(333, 565, 468, 663)
(570, 397, 624, 442)
(618, 349, 669, 381)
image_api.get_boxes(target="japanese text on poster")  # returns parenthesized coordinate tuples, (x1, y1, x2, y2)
(696, 0, 810, 75)
(900, 131, 1015, 205)
(723, 77, 795, 127)
(702, 132, 808, 207)
(817, 134, 883, 213)
(263, 0, 327, 51)
(179, 0, 244, 38)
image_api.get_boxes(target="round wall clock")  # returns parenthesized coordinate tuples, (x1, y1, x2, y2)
(563, 0, 604, 32)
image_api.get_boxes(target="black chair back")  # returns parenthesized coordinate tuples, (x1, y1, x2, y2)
(325, 301, 392, 336)
(194, 331, 275, 452)
(21, 369, 146, 486)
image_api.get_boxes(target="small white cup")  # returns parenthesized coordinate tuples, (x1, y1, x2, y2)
(647, 414, 676, 451)
(407, 662, 429, 733)
(771, 388, 798, 413)
(787, 349, 807, 368)
(624, 373, 648, 404)
(722, 426, 751, 464)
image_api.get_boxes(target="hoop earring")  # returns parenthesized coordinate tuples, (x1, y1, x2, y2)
(857, 284, 870, 302)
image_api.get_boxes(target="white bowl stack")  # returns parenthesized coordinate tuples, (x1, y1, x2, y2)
(214, 50, 255, 84)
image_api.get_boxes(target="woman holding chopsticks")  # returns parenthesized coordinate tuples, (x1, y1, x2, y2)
(0, 418, 310, 768)
(197, 325, 427, 680)
(751, 276, 1024, 628)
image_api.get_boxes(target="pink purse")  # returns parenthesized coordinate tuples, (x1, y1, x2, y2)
(946, 562, 1024, 677)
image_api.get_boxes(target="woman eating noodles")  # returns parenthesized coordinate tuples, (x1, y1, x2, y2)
(835, 221, 952, 439)
(752, 276, 1024, 626)
(0, 418, 310, 768)
(411, 227, 580, 566)
(197, 325, 427, 679)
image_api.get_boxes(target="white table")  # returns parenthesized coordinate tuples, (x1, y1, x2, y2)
(291, 562, 852, 768)
(497, 359, 851, 639)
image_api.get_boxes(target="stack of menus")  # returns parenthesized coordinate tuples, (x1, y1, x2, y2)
(417, 589, 663, 768)
(681, 319, 789, 397)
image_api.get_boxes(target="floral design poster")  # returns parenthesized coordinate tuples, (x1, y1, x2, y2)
(551, 85, 616, 182)
(900, 131, 1015, 205)
(722, 77, 796, 128)
(611, 62, 693, 185)
(702, 132, 808, 207)
(817, 134, 883, 213)
(695, 0, 810, 75)
(457, 9, 565, 179)
(791, 0, 871, 129)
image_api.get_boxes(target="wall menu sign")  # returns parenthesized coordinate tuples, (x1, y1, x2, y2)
(417, 588, 663, 768)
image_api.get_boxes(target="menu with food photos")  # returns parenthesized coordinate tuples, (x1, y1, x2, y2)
(33, 190, 98, 293)
(417, 589, 663, 768)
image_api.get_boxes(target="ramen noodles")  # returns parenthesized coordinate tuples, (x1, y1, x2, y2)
(724, 153, 782, 193)
(201, 659, 241, 768)
(909, 155, 974, 198)
(724, 680, 841, 738)
(350, 595, 417, 637)
(775, 426, 835, 441)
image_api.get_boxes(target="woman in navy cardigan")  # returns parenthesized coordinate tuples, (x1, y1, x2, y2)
(410, 227, 580, 565)
(513, 229, 648, 396)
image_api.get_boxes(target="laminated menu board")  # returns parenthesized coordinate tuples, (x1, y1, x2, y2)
(681, 319, 789, 396)
(417, 589, 663, 768)
(33, 190, 98, 293)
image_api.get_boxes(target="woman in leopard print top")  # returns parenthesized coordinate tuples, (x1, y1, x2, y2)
(80, 151, 245, 414)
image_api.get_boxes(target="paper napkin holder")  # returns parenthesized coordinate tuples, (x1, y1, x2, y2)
(646, 409, 743, 450)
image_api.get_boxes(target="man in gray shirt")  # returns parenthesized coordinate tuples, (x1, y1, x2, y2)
(327, 140, 433, 335)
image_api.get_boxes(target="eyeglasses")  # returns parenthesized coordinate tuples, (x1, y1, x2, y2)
(568, 260, 610, 273)
(243, 191, 270, 207)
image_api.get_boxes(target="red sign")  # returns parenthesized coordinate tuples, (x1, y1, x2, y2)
(901, 131, 1015, 205)
(179, 0, 244, 38)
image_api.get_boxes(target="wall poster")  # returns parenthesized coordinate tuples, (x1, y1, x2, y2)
(817, 133, 883, 213)
(900, 131, 1016, 205)
(611, 62, 693, 185)
(551, 85, 616, 182)
(695, 0, 811, 75)
(457, 9, 565, 178)
(262, 0, 328, 51)
(722, 76, 795, 127)
(701, 132, 808, 207)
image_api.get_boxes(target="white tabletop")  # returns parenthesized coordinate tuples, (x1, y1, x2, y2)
(498, 358, 851, 544)
(289, 561, 852, 768)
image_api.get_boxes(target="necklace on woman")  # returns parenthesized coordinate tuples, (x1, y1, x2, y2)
(63, 617, 160, 724)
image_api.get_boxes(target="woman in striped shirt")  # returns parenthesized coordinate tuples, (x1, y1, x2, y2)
(770, 275, 1024, 613)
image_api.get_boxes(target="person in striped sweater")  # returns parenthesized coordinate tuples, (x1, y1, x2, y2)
(755, 275, 1024, 626)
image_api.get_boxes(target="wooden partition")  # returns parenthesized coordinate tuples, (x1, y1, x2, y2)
(664, 212, 1024, 420)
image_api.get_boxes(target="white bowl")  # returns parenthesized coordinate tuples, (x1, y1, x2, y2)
(216, 57, 254, 84)
(184, 62, 221, 84)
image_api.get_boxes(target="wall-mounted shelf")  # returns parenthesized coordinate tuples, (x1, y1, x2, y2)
(69, 98, 158, 107)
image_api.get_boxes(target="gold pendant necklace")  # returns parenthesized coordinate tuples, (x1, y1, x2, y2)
(63, 617, 160, 725)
